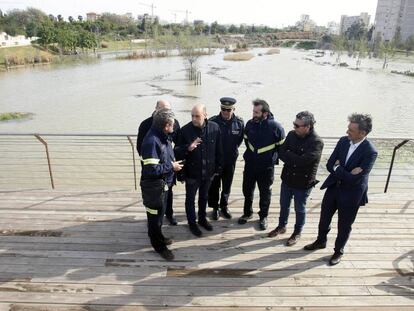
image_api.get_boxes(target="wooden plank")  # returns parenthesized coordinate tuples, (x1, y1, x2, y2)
(0, 190, 412, 308)
(0, 292, 412, 307)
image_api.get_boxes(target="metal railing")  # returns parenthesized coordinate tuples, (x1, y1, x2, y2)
(0, 133, 412, 193)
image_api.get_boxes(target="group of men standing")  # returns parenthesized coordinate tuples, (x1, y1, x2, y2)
(138, 98, 377, 266)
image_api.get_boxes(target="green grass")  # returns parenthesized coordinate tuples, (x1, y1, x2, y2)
(295, 41, 317, 50)
(97, 40, 146, 52)
(0, 45, 54, 69)
(281, 41, 296, 48)
(0, 112, 32, 121)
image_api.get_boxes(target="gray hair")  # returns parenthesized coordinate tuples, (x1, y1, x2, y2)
(348, 113, 373, 134)
(296, 111, 316, 129)
(153, 108, 175, 131)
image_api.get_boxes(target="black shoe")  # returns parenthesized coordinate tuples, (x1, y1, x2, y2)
(220, 207, 232, 219)
(286, 233, 301, 246)
(304, 240, 327, 251)
(259, 217, 268, 230)
(329, 252, 343, 266)
(166, 216, 178, 226)
(198, 218, 213, 231)
(268, 226, 287, 238)
(211, 208, 219, 221)
(158, 249, 174, 261)
(238, 214, 253, 224)
(189, 223, 202, 237)
(163, 237, 173, 246)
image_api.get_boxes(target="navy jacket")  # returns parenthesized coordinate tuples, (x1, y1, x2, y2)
(209, 113, 244, 167)
(174, 120, 223, 181)
(321, 136, 378, 207)
(140, 128, 175, 186)
(243, 114, 285, 171)
(137, 115, 180, 155)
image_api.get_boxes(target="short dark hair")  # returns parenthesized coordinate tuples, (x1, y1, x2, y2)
(348, 113, 373, 134)
(252, 99, 270, 113)
(296, 111, 316, 129)
(153, 108, 175, 131)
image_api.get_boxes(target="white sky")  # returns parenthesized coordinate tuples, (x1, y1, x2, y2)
(1, 0, 379, 27)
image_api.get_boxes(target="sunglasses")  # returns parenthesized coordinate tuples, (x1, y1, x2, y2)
(293, 122, 307, 128)
(221, 107, 233, 112)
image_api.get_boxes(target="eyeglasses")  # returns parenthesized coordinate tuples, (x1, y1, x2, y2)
(221, 107, 232, 112)
(293, 122, 307, 128)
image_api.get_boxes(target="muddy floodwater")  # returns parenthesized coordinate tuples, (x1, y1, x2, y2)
(1, 48, 414, 138)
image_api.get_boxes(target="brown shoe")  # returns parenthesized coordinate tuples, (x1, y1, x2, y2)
(286, 233, 301, 246)
(268, 226, 286, 238)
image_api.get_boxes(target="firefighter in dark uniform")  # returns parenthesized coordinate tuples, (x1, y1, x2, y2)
(238, 99, 285, 230)
(208, 97, 244, 220)
(137, 100, 180, 226)
(140, 109, 183, 261)
(174, 104, 223, 237)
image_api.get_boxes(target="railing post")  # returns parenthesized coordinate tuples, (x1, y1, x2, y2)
(127, 136, 137, 190)
(34, 134, 55, 189)
(384, 139, 410, 193)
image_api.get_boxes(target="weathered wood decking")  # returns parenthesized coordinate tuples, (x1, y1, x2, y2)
(0, 186, 412, 310)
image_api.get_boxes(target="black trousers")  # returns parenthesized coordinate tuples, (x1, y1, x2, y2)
(185, 178, 212, 224)
(208, 163, 236, 209)
(317, 186, 360, 254)
(146, 191, 168, 252)
(242, 165, 274, 219)
(165, 185, 174, 219)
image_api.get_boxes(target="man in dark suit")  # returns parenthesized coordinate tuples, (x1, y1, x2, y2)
(304, 113, 377, 265)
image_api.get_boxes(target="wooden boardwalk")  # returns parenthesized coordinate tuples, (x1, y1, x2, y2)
(0, 185, 413, 310)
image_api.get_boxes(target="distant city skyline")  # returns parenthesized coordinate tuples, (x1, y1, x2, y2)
(0, 0, 378, 27)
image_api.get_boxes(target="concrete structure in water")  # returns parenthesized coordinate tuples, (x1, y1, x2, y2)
(374, 0, 414, 42)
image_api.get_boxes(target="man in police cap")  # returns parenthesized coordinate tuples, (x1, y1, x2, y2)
(208, 97, 244, 220)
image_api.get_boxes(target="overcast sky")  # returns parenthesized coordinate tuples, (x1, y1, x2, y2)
(1, 0, 379, 27)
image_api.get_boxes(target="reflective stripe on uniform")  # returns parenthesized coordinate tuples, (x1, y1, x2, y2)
(276, 138, 285, 146)
(142, 158, 160, 165)
(257, 143, 276, 154)
(248, 141, 255, 152)
(146, 207, 158, 215)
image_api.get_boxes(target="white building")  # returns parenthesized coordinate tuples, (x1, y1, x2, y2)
(374, 0, 414, 42)
(0, 32, 37, 48)
(137, 14, 158, 24)
(296, 14, 317, 32)
(86, 12, 101, 22)
(327, 21, 340, 35)
(339, 13, 371, 34)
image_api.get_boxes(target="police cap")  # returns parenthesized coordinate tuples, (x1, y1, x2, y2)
(220, 97, 236, 109)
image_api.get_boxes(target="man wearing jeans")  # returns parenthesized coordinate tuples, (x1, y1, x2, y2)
(268, 111, 324, 246)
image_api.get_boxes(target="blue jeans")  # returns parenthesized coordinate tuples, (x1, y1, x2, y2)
(278, 182, 312, 234)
